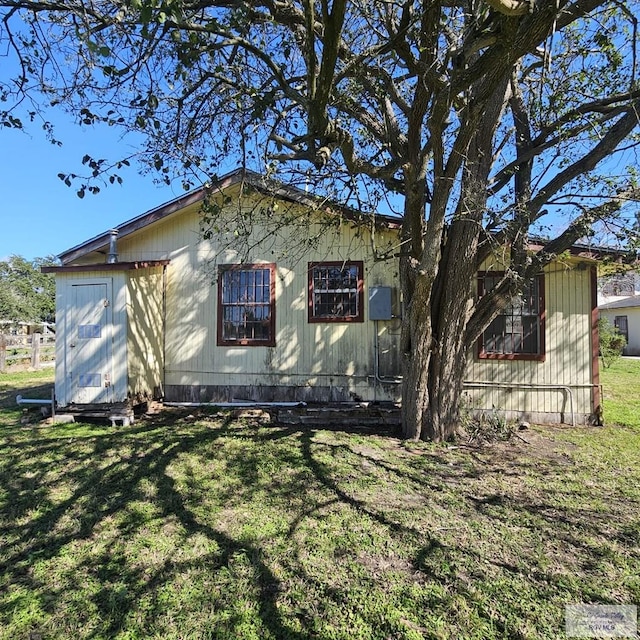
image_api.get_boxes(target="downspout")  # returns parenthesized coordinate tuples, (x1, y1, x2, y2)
(16, 394, 53, 406)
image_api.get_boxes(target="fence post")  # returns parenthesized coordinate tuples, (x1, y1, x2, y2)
(31, 332, 41, 370)
(0, 335, 6, 373)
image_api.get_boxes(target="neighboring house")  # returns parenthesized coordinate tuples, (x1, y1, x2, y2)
(43, 169, 603, 425)
(599, 296, 640, 356)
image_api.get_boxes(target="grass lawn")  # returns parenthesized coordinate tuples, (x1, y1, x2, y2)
(601, 357, 640, 428)
(0, 367, 638, 639)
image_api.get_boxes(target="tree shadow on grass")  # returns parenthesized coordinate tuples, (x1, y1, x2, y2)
(3, 407, 431, 639)
(292, 425, 640, 637)
(0, 412, 320, 639)
(0, 409, 638, 639)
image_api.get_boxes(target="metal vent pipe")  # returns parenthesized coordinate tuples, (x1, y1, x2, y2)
(107, 229, 119, 263)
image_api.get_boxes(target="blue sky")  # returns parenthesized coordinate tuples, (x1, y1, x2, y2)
(2, 106, 635, 264)
(0, 112, 179, 262)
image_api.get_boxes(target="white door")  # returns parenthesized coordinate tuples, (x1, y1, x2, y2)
(68, 282, 113, 404)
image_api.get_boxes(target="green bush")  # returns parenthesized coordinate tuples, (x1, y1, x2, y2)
(598, 317, 627, 368)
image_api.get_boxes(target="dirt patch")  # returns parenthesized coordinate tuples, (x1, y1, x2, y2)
(463, 426, 579, 464)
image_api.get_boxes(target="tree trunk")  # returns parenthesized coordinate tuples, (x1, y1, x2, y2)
(400, 76, 509, 442)
(401, 219, 481, 442)
(398, 158, 434, 441)
(425, 219, 481, 440)
(401, 271, 434, 441)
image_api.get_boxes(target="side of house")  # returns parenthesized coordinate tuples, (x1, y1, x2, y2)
(44, 170, 602, 424)
(599, 296, 640, 356)
(51, 265, 167, 406)
(466, 259, 599, 425)
(47, 175, 404, 407)
(115, 188, 402, 404)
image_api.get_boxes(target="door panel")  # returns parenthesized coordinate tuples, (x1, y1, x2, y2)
(69, 282, 113, 404)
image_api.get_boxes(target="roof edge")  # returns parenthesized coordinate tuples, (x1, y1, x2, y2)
(43, 260, 170, 273)
(56, 168, 634, 266)
(57, 169, 402, 264)
(598, 294, 640, 310)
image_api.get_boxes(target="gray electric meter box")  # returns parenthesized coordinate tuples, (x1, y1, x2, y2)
(369, 286, 393, 321)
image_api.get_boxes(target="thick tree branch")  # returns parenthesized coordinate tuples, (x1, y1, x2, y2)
(490, 91, 640, 195)
(529, 187, 640, 269)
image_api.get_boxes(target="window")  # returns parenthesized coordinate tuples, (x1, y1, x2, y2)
(478, 272, 545, 360)
(614, 316, 629, 343)
(217, 264, 275, 346)
(308, 261, 364, 322)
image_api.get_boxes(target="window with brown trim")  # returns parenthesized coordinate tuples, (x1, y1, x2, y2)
(308, 261, 364, 322)
(478, 272, 545, 361)
(217, 264, 276, 346)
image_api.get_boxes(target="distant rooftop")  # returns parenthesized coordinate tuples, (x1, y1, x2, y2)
(599, 295, 640, 310)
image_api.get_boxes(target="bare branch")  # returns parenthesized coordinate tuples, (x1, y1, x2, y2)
(529, 103, 640, 214)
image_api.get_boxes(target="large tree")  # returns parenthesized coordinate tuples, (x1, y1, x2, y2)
(2, 0, 639, 439)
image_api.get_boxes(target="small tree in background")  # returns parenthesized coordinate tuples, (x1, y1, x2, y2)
(0, 256, 57, 324)
(598, 318, 627, 368)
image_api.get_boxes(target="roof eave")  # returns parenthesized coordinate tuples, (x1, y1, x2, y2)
(57, 169, 402, 265)
(42, 260, 171, 274)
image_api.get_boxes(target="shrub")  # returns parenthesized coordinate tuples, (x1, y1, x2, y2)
(460, 402, 518, 443)
(598, 317, 627, 368)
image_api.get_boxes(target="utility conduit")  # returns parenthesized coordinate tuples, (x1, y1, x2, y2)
(461, 381, 601, 427)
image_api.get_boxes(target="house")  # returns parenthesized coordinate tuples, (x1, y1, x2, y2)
(43, 169, 602, 426)
(599, 296, 640, 356)
(597, 269, 640, 356)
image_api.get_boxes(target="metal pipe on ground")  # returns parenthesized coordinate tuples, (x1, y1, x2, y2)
(462, 381, 578, 427)
(163, 401, 307, 408)
(16, 394, 53, 406)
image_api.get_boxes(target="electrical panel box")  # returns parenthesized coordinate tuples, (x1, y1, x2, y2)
(369, 286, 393, 321)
